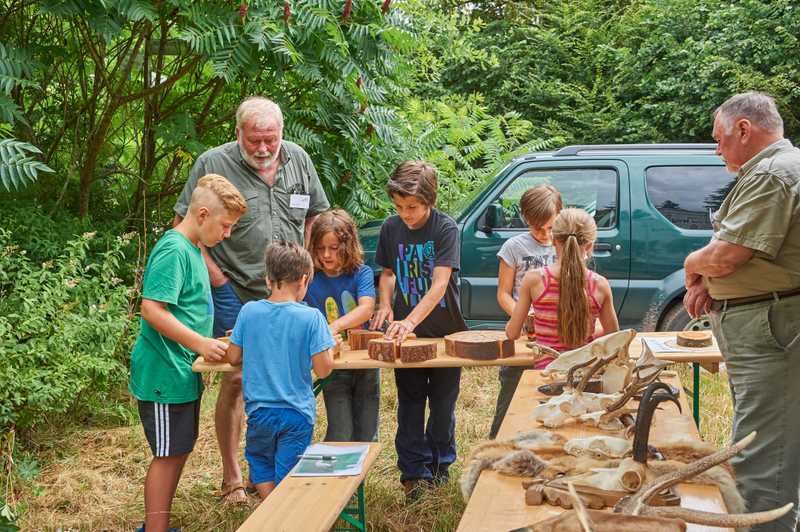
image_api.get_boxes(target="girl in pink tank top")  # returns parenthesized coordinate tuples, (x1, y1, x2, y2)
(506, 208, 619, 369)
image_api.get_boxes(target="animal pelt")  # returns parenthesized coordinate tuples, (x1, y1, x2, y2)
(460, 448, 548, 500)
(515, 509, 687, 532)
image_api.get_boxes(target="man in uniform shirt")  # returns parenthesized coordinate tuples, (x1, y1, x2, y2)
(684, 91, 800, 531)
(173, 96, 330, 502)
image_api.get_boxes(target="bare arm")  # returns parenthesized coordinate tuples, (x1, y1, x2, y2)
(684, 239, 754, 286)
(227, 343, 243, 366)
(311, 349, 334, 379)
(497, 259, 517, 316)
(304, 214, 319, 247)
(330, 296, 375, 335)
(595, 277, 619, 335)
(174, 214, 228, 287)
(506, 272, 538, 340)
(369, 268, 396, 330)
(385, 266, 452, 342)
(140, 298, 228, 361)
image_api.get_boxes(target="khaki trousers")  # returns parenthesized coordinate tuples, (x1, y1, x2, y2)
(710, 295, 800, 531)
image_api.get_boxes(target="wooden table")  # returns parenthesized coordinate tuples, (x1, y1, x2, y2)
(192, 338, 541, 372)
(236, 442, 382, 532)
(635, 332, 723, 428)
(456, 371, 731, 532)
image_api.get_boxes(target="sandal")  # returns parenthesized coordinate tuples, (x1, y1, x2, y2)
(216, 482, 248, 505)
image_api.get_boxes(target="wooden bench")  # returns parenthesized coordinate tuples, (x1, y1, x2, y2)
(456, 371, 731, 532)
(236, 442, 382, 532)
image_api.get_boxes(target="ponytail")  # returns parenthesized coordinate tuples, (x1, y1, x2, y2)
(552, 209, 597, 348)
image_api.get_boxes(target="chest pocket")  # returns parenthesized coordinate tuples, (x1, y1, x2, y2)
(286, 180, 309, 224)
(238, 191, 261, 226)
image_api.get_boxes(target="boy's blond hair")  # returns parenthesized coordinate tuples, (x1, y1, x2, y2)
(265, 241, 314, 289)
(520, 185, 562, 228)
(189, 174, 248, 215)
(386, 160, 438, 206)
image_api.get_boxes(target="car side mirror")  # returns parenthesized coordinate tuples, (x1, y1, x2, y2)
(483, 203, 504, 233)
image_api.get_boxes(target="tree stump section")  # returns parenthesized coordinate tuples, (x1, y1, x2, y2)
(676, 330, 712, 348)
(444, 330, 515, 360)
(347, 330, 384, 350)
(367, 338, 437, 363)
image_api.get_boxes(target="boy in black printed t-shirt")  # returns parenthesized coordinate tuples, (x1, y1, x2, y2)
(369, 160, 467, 501)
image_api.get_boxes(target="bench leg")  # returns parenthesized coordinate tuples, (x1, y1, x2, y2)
(313, 372, 334, 397)
(333, 482, 366, 531)
(692, 362, 700, 429)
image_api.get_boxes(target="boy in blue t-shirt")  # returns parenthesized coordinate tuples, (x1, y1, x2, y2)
(227, 241, 335, 499)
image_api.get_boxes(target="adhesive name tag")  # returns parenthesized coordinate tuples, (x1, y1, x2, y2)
(289, 194, 310, 209)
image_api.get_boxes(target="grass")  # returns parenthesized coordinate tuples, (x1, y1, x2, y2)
(16, 365, 733, 531)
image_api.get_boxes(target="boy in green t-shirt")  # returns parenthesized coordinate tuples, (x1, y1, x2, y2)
(129, 174, 246, 532)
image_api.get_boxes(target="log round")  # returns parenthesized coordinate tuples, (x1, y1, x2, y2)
(444, 330, 515, 360)
(676, 330, 712, 348)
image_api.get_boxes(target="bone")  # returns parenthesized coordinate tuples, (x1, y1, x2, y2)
(564, 436, 632, 459)
(542, 329, 636, 377)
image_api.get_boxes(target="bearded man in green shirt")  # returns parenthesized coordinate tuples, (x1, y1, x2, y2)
(174, 97, 330, 503)
(684, 91, 800, 532)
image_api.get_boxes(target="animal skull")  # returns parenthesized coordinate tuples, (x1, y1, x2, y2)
(564, 436, 632, 459)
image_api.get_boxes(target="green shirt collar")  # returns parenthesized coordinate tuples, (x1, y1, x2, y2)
(739, 138, 793, 176)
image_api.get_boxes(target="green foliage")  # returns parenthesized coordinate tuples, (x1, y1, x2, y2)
(0, 140, 53, 192)
(0, 226, 136, 431)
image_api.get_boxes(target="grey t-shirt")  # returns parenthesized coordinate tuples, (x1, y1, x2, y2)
(497, 233, 557, 300)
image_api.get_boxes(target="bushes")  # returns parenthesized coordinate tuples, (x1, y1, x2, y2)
(0, 226, 137, 431)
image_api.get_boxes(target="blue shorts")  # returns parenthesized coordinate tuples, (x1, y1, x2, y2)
(245, 407, 313, 485)
(211, 282, 243, 338)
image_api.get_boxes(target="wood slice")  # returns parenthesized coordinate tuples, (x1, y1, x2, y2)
(367, 338, 398, 362)
(444, 330, 515, 360)
(399, 339, 438, 363)
(525, 313, 536, 341)
(347, 329, 384, 350)
(676, 330, 712, 348)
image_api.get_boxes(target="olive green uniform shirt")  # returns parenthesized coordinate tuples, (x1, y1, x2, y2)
(129, 230, 210, 403)
(174, 140, 329, 302)
(707, 139, 800, 299)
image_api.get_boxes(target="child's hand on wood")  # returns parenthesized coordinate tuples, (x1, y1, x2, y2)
(199, 337, 229, 363)
(369, 307, 393, 331)
(385, 318, 415, 343)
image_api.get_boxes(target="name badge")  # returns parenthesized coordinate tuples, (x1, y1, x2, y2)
(290, 194, 310, 209)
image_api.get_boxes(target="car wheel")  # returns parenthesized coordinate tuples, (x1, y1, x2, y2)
(658, 302, 712, 332)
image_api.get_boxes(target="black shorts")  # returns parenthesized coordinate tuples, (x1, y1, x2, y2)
(138, 397, 201, 458)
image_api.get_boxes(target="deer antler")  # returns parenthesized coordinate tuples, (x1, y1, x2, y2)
(614, 431, 794, 528)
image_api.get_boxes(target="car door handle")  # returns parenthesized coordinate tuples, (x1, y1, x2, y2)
(593, 243, 612, 252)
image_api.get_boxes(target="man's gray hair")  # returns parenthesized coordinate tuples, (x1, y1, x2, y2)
(715, 91, 784, 134)
(236, 96, 284, 130)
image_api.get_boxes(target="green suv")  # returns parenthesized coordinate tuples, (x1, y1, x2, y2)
(359, 144, 735, 331)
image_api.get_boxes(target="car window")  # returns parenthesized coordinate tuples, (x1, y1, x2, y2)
(492, 168, 618, 229)
(645, 166, 736, 230)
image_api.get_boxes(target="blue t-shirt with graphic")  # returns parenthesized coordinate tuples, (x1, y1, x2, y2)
(230, 299, 335, 424)
(374, 208, 467, 338)
(304, 264, 376, 326)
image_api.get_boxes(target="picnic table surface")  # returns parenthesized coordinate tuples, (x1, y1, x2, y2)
(193, 337, 543, 372)
(236, 442, 382, 532)
(192, 330, 723, 373)
(456, 370, 731, 532)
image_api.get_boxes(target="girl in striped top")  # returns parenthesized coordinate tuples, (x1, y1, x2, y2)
(506, 208, 619, 358)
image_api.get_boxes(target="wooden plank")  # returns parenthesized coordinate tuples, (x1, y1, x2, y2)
(193, 331, 724, 373)
(236, 442, 382, 532)
(457, 371, 731, 532)
(193, 338, 541, 372)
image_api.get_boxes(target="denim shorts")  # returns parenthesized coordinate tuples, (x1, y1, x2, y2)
(211, 282, 243, 338)
(245, 407, 313, 485)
